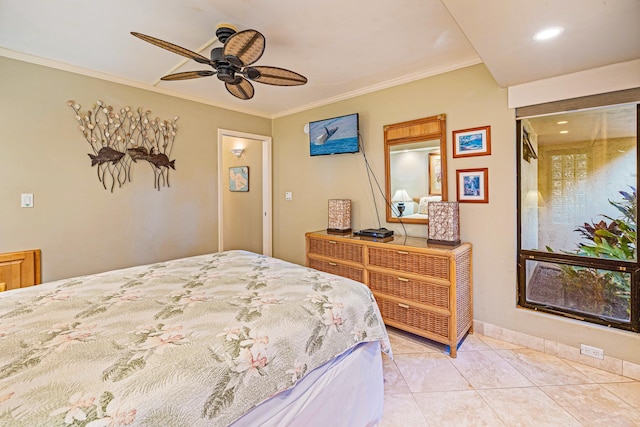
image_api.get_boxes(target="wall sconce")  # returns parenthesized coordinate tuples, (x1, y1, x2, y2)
(231, 148, 244, 158)
(392, 189, 413, 217)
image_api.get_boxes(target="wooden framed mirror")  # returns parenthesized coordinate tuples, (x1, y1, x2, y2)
(384, 114, 447, 224)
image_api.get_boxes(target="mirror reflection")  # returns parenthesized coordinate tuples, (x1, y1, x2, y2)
(385, 115, 447, 224)
(389, 140, 442, 217)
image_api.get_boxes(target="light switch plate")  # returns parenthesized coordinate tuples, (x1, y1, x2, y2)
(21, 193, 34, 208)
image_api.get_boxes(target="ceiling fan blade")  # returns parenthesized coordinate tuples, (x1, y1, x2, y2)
(223, 29, 265, 67)
(131, 32, 211, 65)
(225, 78, 255, 100)
(161, 70, 216, 81)
(246, 66, 307, 86)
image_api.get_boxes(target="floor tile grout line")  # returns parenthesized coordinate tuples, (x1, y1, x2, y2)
(414, 389, 509, 427)
(497, 346, 640, 387)
(480, 386, 584, 426)
(472, 387, 520, 426)
(596, 382, 640, 411)
(408, 392, 432, 426)
(385, 353, 433, 426)
(491, 345, 596, 388)
(535, 383, 613, 426)
(442, 347, 537, 392)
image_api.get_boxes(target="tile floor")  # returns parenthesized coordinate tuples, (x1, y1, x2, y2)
(380, 327, 640, 426)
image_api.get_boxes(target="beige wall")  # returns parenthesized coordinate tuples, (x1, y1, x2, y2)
(0, 56, 270, 281)
(272, 64, 640, 364)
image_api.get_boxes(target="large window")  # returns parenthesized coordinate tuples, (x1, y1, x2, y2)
(517, 96, 639, 331)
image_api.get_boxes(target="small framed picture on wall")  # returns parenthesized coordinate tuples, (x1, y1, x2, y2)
(229, 166, 249, 192)
(452, 126, 491, 158)
(456, 168, 488, 203)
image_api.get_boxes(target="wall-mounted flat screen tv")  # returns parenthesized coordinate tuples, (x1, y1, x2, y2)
(309, 113, 359, 156)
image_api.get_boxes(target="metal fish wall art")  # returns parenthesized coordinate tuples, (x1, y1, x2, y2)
(68, 100, 178, 192)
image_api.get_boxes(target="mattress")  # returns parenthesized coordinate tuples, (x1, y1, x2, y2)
(232, 340, 384, 426)
(0, 250, 390, 426)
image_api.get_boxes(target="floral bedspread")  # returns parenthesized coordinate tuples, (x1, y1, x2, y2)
(0, 250, 390, 426)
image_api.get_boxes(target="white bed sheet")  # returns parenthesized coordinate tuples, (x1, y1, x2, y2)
(231, 341, 384, 427)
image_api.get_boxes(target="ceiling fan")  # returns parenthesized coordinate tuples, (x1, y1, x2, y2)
(131, 24, 307, 100)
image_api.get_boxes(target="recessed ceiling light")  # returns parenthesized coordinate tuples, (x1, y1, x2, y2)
(560, 130, 569, 134)
(533, 27, 564, 41)
(557, 121, 568, 125)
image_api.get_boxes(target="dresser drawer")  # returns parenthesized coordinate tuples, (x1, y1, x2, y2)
(308, 238, 363, 264)
(376, 295, 450, 339)
(308, 258, 364, 283)
(369, 271, 449, 309)
(368, 247, 449, 280)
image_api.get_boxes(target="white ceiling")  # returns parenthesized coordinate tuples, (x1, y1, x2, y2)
(1, 0, 638, 118)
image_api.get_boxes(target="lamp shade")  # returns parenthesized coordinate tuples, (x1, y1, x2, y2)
(427, 201, 461, 245)
(327, 199, 351, 234)
(392, 189, 412, 202)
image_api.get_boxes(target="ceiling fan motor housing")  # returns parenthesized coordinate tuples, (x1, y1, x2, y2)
(215, 25, 237, 43)
(216, 66, 237, 82)
(211, 47, 239, 82)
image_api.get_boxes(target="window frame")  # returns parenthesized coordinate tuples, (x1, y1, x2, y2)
(516, 104, 640, 332)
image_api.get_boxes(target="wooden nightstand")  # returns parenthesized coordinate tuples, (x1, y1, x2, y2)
(0, 249, 41, 291)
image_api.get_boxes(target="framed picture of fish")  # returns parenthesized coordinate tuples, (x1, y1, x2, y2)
(229, 166, 249, 192)
(452, 125, 491, 158)
(456, 168, 489, 203)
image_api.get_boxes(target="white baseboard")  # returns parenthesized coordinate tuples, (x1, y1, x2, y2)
(473, 320, 640, 381)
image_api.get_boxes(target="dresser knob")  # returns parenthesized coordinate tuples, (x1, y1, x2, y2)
(398, 303, 410, 309)
(328, 262, 337, 266)
(328, 241, 337, 244)
(397, 250, 409, 255)
(397, 277, 409, 282)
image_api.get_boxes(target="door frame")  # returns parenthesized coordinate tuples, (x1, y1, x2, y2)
(217, 129, 272, 256)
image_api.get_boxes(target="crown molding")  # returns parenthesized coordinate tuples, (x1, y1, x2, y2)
(271, 57, 482, 118)
(0, 47, 271, 119)
(1, 47, 482, 120)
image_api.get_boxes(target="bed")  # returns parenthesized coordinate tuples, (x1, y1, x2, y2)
(0, 250, 391, 426)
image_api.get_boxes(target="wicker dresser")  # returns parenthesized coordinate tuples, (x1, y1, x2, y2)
(305, 231, 472, 357)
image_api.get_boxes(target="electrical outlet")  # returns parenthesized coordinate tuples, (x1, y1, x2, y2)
(580, 344, 604, 359)
(285, 192, 292, 201)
